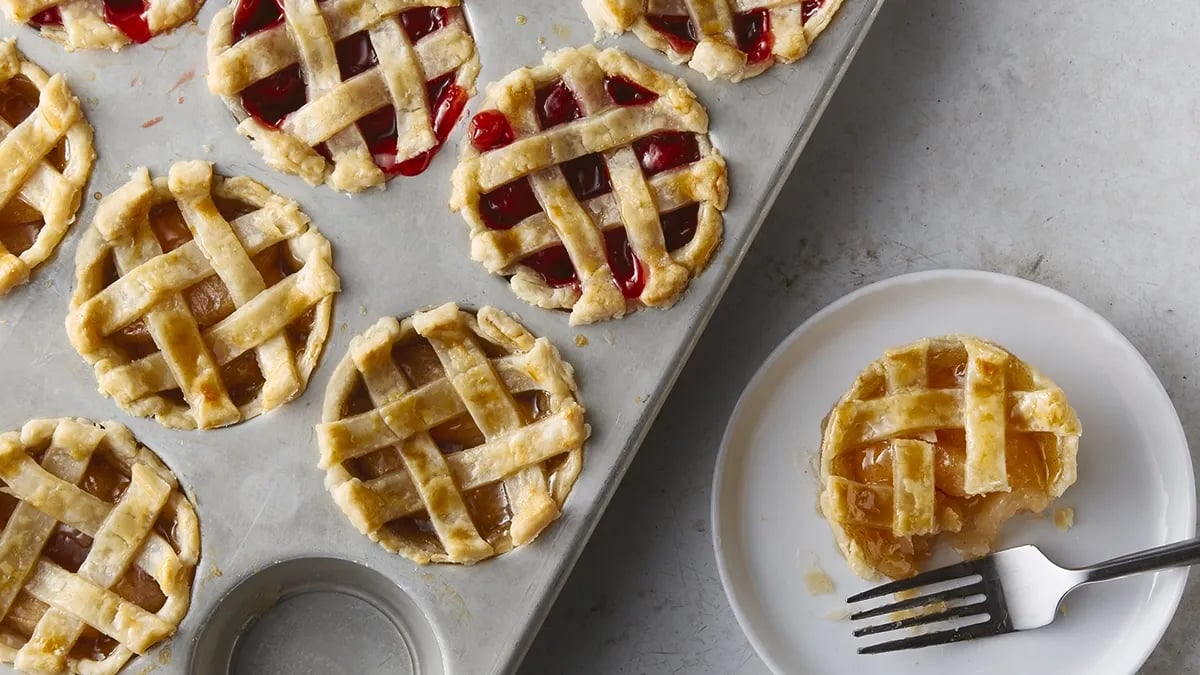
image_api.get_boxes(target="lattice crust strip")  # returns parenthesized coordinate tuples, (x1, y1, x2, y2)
(67, 160, 340, 430)
(0, 418, 200, 675)
(0, 40, 94, 296)
(583, 0, 844, 82)
(318, 303, 590, 564)
(818, 336, 1082, 579)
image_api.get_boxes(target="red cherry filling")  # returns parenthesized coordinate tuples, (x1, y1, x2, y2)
(535, 81, 582, 129)
(645, 14, 698, 53)
(469, 110, 515, 152)
(240, 64, 306, 128)
(101, 0, 151, 43)
(521, 246, 578, 289)
(480, 177, 541, 230)
(633, 132, 700, 176)
(661, 204, 701, 251)
(561, 153, 611, 201)
(604, 75, 658, 106)
(604, 228, 646, 299)
(231, 0, 283, 42)
(400, 5, 448, 42)
(358, 72, 468, 177)
(734, 9, 772, 64)
(335, 31, 377, 80)
(801, 0, 823, 23)
(29, 6, 62, 26)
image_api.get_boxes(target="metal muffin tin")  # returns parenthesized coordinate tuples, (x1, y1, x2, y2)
(0, 0, 883, 673)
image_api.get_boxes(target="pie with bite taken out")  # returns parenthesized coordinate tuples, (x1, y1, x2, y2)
(583, 0, 843, 82)
(317, 303, 589, 564)
(818, 335, 1081, 580)
(67, 160, 340, 430)
(3, 0, 202, 50)
(0, 39, 94, 296)
(450, 46, 727, 325)
(206, 0, 479, 193)
(0, 418, 200, 675)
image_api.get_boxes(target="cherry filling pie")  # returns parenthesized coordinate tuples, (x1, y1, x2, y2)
(0, 418, 199, 675)
(451, 46, 727, 325)
(207, 0, 480, 192)
(4, 0, 202, 50)
(0, 40, 94, 296)
(583, 0, 843, 82)
(318, 303, 589, 564)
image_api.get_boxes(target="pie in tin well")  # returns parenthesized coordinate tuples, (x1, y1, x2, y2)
(0, 39, 94, 296)
(0, 418, 200, 675)
(3, 0, 203, 50)
(67, 160, 340, 430)
(207, 0, 480, 192)
(318, 303, 589, 564)
(583, 0, 843, 82)
(818, 335, 1082, 579)
(451, 45, 727, 325)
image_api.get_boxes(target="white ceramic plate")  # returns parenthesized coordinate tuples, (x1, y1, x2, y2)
(712, 269, 1195, 675)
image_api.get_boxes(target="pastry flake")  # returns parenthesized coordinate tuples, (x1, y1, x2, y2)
(67, 160, 340, 430)
(207, 0, 480, 192)
(0, 418, 200, 675)
(451, 45, 727, 325)
(0, 39, 94, 296)
(317, 303, 589, 564)
(583, 0, 843, 82)
(818, 335, 1081, 579)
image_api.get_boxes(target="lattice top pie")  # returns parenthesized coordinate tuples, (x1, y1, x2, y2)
(207, 0, 479, 193)
(317, 303, 589, 564)
(450, 46, 727, 325)
(0, 39, 94, 296)
(818, 336, 1082, 579)
(0, 418, 200, 675)
(583, 0, 843, 82)
(4, 0, 202, 50)
(67, 160, 340, 430)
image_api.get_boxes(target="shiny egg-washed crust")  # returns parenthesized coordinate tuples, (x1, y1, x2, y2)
(2, 0, 200, 50)
(0, 40, 93, 296)
(0, 418, 200, 675)
(583, 0, 843, 82)
(206, 0, 479, 193)
(450, 46, 727, 325)
(67, 160, 340, 430)
(818, 335, 1081, 579)
(318, 303, 589, 564)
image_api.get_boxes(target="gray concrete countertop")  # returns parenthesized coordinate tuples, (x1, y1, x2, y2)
(519, 1, 1200, 673)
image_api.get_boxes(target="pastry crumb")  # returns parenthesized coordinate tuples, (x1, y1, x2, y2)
(93, 191, 102, 200)
(1054, 507, 1074, 531)
(537, 36, 546, 46)
(805, 562, 835, 596)
(826, 607, 851, 621)
(574, 334, 588, 347)
(515, 14, 526, 25)
(202, 144, 213, 153)
(359, 304, 367, 315)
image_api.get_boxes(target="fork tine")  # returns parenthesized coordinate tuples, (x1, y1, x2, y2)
(857, 616, 1011, 654)
(846, 559, 982, 603)
(849, 581, 985, 621)
(852, 600, 990, 637)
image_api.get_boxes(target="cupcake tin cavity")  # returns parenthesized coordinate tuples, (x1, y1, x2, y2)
(0, 0, 882, 672)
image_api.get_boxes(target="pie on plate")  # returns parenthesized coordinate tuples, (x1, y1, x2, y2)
(67, 160, 340, 430)
(317, 303, 589, 564)
(818, 335, 1082, 579)
(450, 45, 727, 325)
(207, 0, 479, 192)
(0, 39, 94, 296)
(583, 0, 843, 82)
(0, 417, 200, 675)
(3, 0, 203, 50)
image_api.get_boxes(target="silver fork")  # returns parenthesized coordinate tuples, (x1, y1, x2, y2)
(846, 537, 1200, 654)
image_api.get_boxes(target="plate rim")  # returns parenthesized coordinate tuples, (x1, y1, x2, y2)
(710, 268, 1197, 674)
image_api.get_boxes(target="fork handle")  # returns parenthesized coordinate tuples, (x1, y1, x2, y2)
(1078, 536, 1200, 584)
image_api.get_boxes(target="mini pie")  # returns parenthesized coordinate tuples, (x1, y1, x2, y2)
(583, 0, 843, 82)
(67, 160, 340, 430)
(450, 46, 727, 325)
(207, 0, 480, 193)
(3, 0, 202, 50)
(0, 418, 200, 675)
(317, 303, 589, 564)
(818, 336, 1082, 580)
(0, 39, 94, 296)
